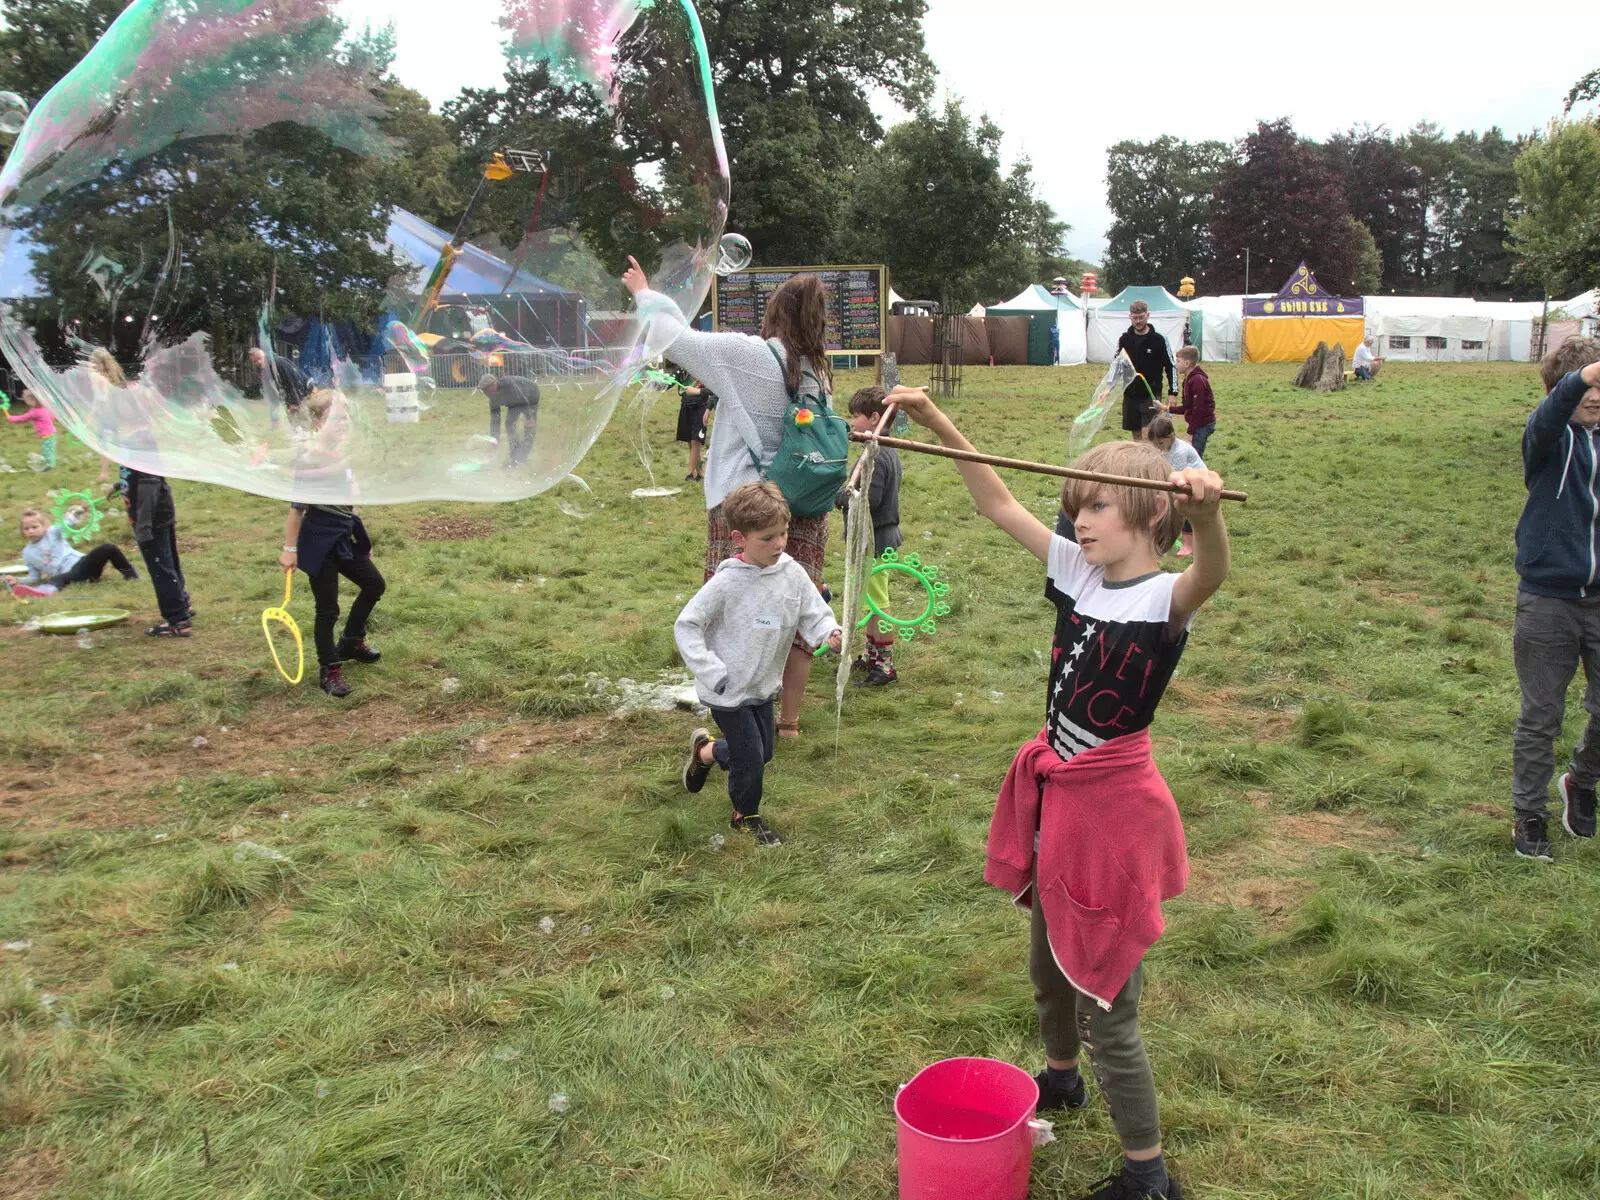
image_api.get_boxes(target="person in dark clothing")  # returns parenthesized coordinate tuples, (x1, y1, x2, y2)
(673, 366, 712, 481)
(124, 467, 192, 637)
(279, 501, 384, 698)
(1117, 301, 1176, 441)
(1509, 337, 1600, 861)
(480, 374, 539, 469)
(250, 347, 310, 427)
(837, 386, 904, 686)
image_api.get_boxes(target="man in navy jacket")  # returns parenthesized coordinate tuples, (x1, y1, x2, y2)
(1512, 338, 1600, 860)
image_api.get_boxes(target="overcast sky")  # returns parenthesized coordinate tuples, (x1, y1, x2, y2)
(354, 0, 1593, 265)
(911, 0, 1595, 261)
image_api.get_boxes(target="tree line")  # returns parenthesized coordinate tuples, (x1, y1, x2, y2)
(1104, 96, 1600, 303)
(0, 0, 1075, 331)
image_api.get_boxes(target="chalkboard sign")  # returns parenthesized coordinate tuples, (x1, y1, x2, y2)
(712, 265, 887, 354)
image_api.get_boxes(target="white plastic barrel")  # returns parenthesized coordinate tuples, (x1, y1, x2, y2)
(383, 372, 420, 423)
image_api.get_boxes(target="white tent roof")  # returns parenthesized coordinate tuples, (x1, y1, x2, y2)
(992, 283, 1082, 312)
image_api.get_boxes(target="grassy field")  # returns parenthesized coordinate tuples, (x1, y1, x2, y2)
(2, 362, 1598, 1199)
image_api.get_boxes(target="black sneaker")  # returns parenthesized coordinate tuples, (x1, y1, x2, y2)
(144, 619, 192, 638)
(731, 812, 782, 846)
(1034, 1067, 1088, 1112)
(1514, 814, 1554, 862)
(337, 638, 382, 664)
(1077, 1170, 1183, 1200)
(856, 664, 898, 688)
(683, 728, 713, 793)
(1558, 773, 1597, 839)
(319, 665, 352, 698)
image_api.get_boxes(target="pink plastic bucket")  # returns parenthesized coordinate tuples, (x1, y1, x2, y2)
(895, 1057, 1039, 1200)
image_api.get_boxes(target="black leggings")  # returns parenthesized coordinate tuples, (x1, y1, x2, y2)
(53, 543, 133, 588)
(307, 554, 386, 666)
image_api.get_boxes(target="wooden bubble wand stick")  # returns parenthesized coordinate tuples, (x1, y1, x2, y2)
(847, 431, 1249, 503)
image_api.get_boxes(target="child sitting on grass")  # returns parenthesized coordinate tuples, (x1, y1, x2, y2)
(9, 507, 138, 598)
(1509, 337, 1600, 861)
(837, 385, 903, 686)
(5, 390, 57, 469)
(891, 384, 1229, 1200)
(676, 482, 841, 846)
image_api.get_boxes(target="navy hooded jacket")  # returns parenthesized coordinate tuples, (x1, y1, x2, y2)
(1518, 370, 1600, 598)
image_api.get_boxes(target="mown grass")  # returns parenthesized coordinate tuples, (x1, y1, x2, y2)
(2, 363, 1599, 1198)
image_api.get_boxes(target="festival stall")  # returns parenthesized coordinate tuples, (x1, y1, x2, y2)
(1184, 295, 1244, 363)
(1085, 286, 1186, 364)
(986, 283, 1087, 366)
(1242, 263, 1364, 363)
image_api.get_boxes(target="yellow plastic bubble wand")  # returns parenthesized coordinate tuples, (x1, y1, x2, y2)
(261, 569, 304, 684)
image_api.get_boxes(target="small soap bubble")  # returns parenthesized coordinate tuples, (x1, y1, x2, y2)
(547, 1092, 570, 1114)
(490, 1046, 522, 1062)
(314, 1082, 329, 1098)
(708, 833, 725, 851)
(538, 916, 555, 935)
(2, 940, 31, 952)
(218, 961, 238, 971)
(440, 677, 461, 694)
(658, 984, 676, 1001)
(75, 629, 93, 649)
(192, 735, 209, 748)
(715, 232, 752, 275)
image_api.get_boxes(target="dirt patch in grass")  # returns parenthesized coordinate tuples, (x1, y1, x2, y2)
(1165, 683, 1297, 740)
(0, 698, 616, 830)
(416, 515, 494, 541)
(1189, 802, 1383, 921)
(0, 1146, 68, 1200)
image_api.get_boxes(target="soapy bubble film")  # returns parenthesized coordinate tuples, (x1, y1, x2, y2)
(0, 0, 729, 504)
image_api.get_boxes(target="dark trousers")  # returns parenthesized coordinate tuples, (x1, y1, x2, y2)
(710, 699, 775, 816)
(137, 523, 189, 624)
(307, 553, 386, 667)
(1512, 589, 1600, 816)
(503, 405, 536, 467)
(53, 543, 133, 588)
(1189, 424, 1214, 459)
(1030, 870, 1160, 1152)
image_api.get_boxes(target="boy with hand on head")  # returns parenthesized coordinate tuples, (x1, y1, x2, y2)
(677, 482, 842, 846)
(1166, 346, 1215, 458)
(1509, 337, 1600, 861)
(889, 384, 1230, 1200)
(837, 385, 903, 686)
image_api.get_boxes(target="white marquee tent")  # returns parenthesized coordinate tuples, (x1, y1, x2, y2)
(990, 283, 1087, 365)
(1085, 286, 1187, 365)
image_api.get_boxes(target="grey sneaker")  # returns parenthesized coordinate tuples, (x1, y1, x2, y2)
(1558, 774, 1597, 838)
(731, 812, 782, 846)
(1514, 814, 1554, 862)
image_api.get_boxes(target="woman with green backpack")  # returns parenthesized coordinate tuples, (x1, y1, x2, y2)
(623, 256, 849, 738)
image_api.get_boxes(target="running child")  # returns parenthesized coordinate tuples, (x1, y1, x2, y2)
(9, 507, 138, 598)
(677, 482, 841, 846)
(6, 390, 57, 469)
(837, 385, 903, 686)
(890, 384, 1230, 1200)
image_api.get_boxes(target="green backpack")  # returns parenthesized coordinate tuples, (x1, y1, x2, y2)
(754, 343, 850, 518)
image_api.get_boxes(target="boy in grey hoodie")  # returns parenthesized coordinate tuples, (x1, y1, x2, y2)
(676, 483, 841, 845)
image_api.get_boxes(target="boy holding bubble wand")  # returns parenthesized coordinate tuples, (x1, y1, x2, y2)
(887, 383, 1230, 1200)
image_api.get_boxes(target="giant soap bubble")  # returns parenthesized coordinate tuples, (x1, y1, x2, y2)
(0, 0, 728, 503)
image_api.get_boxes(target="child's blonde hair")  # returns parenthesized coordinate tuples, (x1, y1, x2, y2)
(17, 507, 44, 532)
(88, 347, 125, 386)
(1059, 442, 1183, 551)
(723, 481, 790, 534)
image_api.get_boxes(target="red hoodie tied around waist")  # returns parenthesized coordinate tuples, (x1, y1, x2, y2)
(985, 727, 1188, 1010)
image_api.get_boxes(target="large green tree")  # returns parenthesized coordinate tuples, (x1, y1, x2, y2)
(0, 0, 127, 104)
(1432, 128, 1524, 298)
(1322, 125, 1422, 291)
(839, 98, 1066, 308)
(1102, 135, 1229, 290)
(1210, 119, 1364, 294)
(1508, 120, 1600, 297)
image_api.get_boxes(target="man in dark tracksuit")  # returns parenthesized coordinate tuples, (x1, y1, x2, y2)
(124, 467, 192, 637)
(1116, 301, 1176, 440)
(1511, 339, 1600, 860)
(481, 374, 539, 469)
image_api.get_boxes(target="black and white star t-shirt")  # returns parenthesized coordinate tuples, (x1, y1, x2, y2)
(1044, 534, 1190, 760)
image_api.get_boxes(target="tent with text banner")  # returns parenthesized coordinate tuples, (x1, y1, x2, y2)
(1085, 286, 1187, 364)
(1242, 263, 1364, 362)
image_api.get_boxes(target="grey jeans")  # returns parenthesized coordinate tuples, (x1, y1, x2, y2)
(1512, 588, 1600, 816)
(1029, 876, 1161, 1152)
